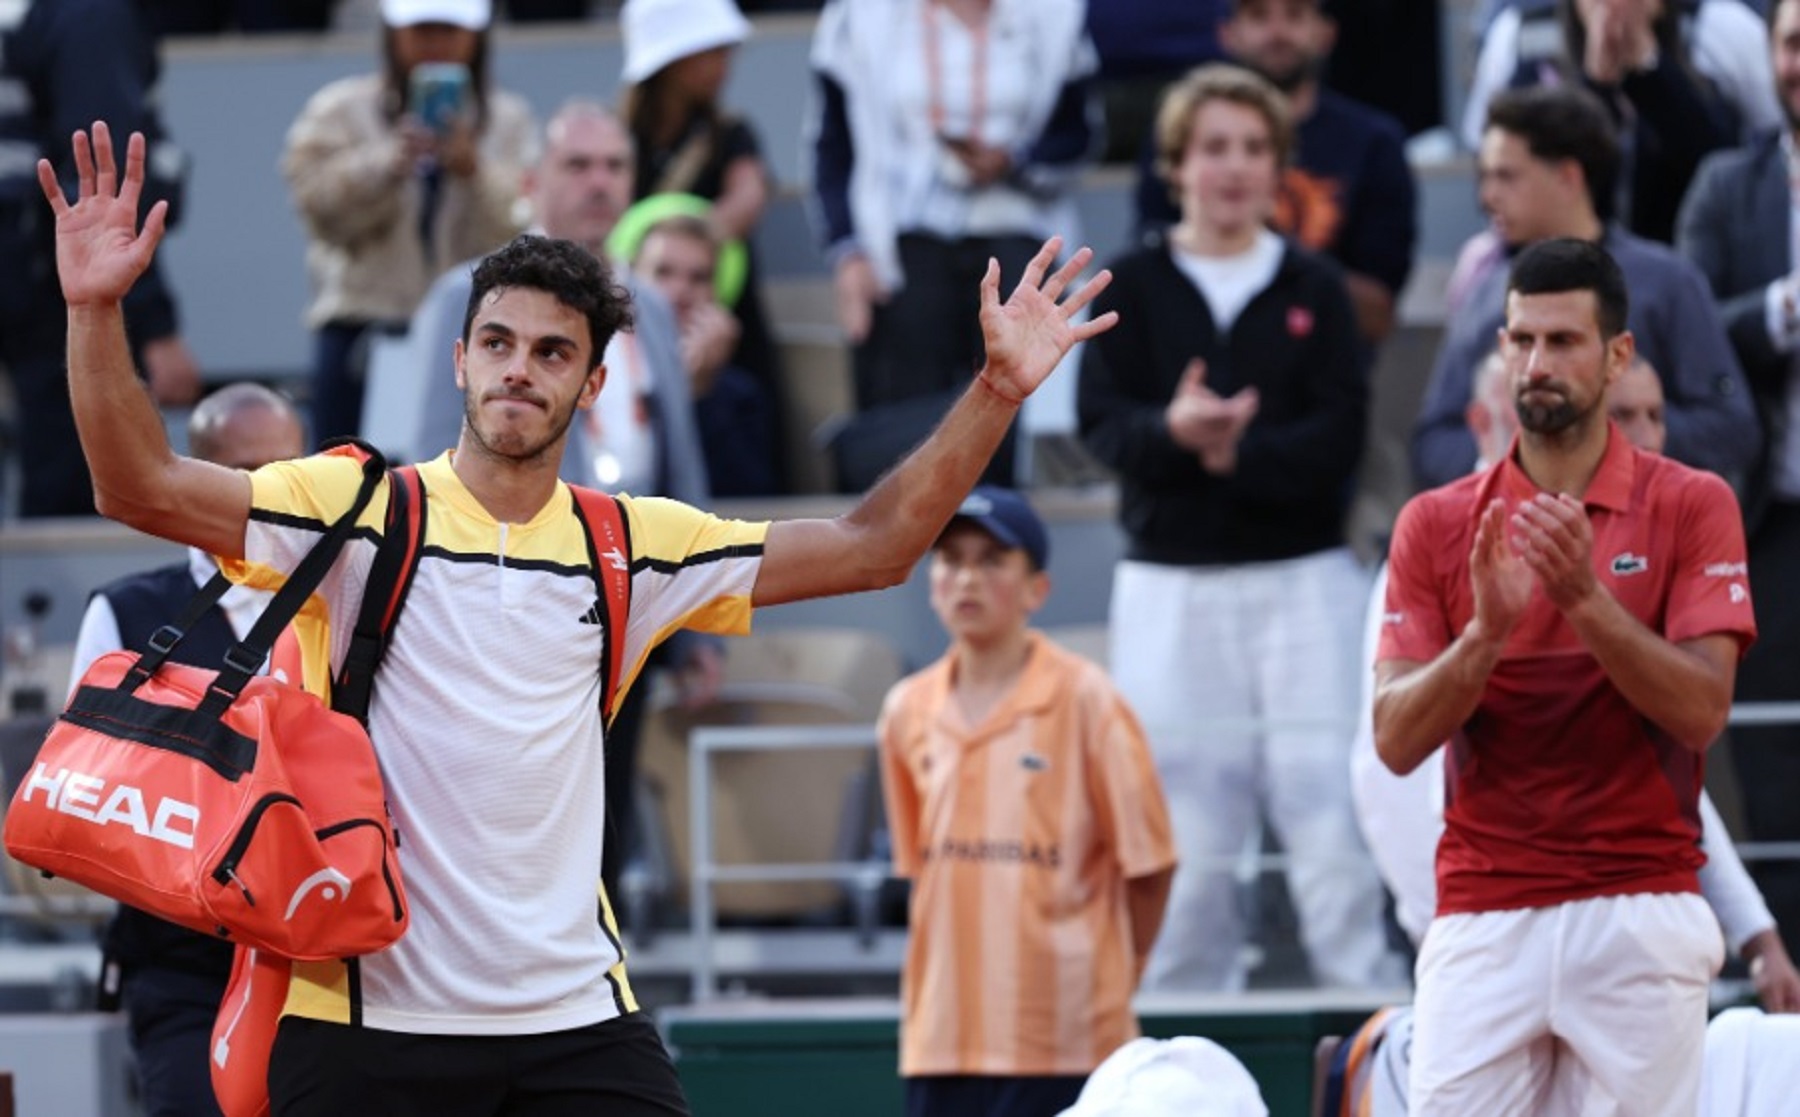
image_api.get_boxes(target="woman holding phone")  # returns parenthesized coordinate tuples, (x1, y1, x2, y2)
(283, 0, 536, 445)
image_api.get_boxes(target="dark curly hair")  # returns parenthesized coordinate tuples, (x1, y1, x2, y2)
(463, 235, 635, 366)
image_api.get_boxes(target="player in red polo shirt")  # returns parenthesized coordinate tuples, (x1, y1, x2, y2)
(1374, 237, 1756, 1116)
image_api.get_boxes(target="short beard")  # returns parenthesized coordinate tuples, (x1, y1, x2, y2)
(462, 390, 578, 467)
(1515, 390, 1592, 437)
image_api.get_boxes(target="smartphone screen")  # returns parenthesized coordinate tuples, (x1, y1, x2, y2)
(409, 63, 470, 135)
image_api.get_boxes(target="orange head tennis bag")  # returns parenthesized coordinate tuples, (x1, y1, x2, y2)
(3, 443, 408, 960)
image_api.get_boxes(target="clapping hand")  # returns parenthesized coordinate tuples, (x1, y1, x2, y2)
(1166, 358, 1259, 475)
(1511, 493, 1599, 612)
(1470, 499, 1533, 644)
(37, 123, 166, 308)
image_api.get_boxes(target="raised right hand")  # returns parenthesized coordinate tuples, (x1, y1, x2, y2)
(37, 123, 168, 308)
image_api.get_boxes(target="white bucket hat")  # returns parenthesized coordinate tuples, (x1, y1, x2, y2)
(1057, 1037, 1269, 1117)
(620, 0, 751, 84)
(380, 0, 491, 29)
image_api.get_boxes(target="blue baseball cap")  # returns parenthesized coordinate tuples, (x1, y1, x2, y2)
(941, 486, 1049, 570)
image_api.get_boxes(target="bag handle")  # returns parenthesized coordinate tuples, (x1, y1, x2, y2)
(135, 568, 238, 672)
(187, 443, 388, 718)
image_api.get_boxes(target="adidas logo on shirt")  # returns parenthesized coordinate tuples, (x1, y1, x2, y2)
(577, 601, 604, 625)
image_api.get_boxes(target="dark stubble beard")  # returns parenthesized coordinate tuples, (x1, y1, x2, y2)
(1515, 386, 1594, 437)
(462, 389, 579, 467)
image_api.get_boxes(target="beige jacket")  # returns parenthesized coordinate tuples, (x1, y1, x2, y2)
(283, 74, 538, 328)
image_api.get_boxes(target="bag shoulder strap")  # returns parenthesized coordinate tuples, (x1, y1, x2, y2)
(317, 473, 629, 726)
(567, 484, 633, 726)
(331, 464, 427, 723)
(650, 115, 725, 197)
(168, 442, 387, 718)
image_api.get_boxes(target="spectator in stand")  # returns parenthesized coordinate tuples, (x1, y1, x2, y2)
(808, 0, 1097, 486)
(408, 99, 722, 907)
(626, 208, 781, 497)
(283, 0, 536, 446)
(621, 0, 764, 252)
(1676, 0, 1800, 966)
(1079, 65, 1401, 994)
(1137, 0, 1419, 350)
(1463, 0, 1779, 243)
(1411, 85, 1757, 492)
(69, 385, 306, 1117)
(1084, 1, 1226, 163)
(1, 0, 200, 518)
(619, 0, 788, 489)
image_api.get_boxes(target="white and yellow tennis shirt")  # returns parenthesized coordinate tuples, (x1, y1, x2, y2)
(222, 451, 766, 1035)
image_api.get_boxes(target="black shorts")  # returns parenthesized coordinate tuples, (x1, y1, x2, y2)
(268, 1011, 691, 1117)
(904, 1073, 1088, 1117)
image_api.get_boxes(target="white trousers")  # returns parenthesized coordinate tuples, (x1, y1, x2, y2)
(1109, 550, 1402, 991)
(1412, 892, 1723, 1117)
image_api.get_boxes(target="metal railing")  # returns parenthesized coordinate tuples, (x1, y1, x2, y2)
(681, 702, 1800, 1001)
(687, 723, 883, 1000)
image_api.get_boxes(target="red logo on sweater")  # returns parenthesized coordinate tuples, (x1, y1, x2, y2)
(1287, 307, 1315, 338)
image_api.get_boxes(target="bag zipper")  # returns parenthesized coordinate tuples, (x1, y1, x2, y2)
(315, 817, 406, 920)
(211, 792, 302, 906)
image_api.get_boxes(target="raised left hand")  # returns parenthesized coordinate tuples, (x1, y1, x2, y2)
(977, 237, 1117, 404)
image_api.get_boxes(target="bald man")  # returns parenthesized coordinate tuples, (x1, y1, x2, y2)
(1608, 357, 1668, 456)
(68, 382, 305, 1117)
